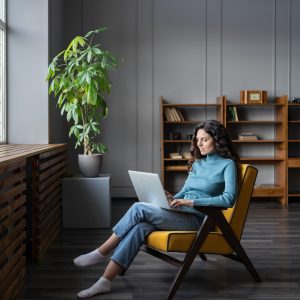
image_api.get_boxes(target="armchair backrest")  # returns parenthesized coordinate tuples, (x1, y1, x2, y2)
(222, 164, 258, 240)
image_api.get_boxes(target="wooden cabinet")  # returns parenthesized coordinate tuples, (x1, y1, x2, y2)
(287, 102, 300, 200)
(0, 144, 67, 300)
(160, 96, 224, 193)
(224, 95, 287, 205)
(0, 159, 27, 300)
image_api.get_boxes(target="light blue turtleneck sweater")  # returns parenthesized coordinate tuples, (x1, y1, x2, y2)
(173, 152, 237, 218)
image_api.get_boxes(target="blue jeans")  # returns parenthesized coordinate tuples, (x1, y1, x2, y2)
(111, 202, 203, 269)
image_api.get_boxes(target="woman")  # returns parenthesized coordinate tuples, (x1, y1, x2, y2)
(74, 119, 240, 298)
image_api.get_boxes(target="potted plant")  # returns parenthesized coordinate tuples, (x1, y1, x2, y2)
(47, 27, 118, 177)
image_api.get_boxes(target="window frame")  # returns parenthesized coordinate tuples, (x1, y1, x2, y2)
(0, 0, 6, 144)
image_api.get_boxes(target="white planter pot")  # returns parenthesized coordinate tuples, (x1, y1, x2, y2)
(78, 154, 103, 177)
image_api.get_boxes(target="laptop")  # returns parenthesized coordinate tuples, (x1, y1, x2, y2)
(128, 170, 176, 210)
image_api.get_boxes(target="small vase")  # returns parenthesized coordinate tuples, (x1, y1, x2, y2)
(78, 154, 103, 177)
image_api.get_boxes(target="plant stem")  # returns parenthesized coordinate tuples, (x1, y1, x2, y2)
(80, 106, 88, 155)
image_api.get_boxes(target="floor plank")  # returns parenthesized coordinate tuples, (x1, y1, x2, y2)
(18, 200, 300, 300)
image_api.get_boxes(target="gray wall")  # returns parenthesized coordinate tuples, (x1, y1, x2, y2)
(49, 0, 82, 176)
(47, 0, 300, 197)
(7, 0, 49, 143)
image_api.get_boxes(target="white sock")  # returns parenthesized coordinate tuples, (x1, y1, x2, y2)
(77, 277, 111, 298)
(73, 249, 105, 267)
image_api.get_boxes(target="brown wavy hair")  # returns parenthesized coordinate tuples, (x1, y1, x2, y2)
(189, 120, 240, 168)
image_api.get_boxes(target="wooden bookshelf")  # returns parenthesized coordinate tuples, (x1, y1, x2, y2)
(287, 102, 300, 201)
(224, 95, 287, 205)
(159, 94, 299, 205)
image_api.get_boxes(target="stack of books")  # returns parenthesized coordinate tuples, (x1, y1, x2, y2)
(238, 133, 258, 140)
(169, 152, 183, 159)
(164, 107, 185, 121)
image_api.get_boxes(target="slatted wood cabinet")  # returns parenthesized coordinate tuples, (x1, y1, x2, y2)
(30, 147, 67, 259)
(0, 159, 27, 300)
(0, 144, 67, 300)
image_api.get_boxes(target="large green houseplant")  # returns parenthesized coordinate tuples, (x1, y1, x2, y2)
(47, 28, 118, 176)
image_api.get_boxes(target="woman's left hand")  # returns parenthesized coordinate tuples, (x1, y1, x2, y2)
(170, 199, 193, 208)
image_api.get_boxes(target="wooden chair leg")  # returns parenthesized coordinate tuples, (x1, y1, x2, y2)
(166, 215, 216, 300)
(212, 210, 262, 283)
(232, 243, 261, 282)
(199, 254, 207, 261)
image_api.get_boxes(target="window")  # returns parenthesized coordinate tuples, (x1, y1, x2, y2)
(0, 0, 6, 143)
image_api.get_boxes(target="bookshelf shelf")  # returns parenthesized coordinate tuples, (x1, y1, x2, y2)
(240, 157, 284, 162)
(227, 103, 284, 107)
(164, 121, 200, 124)
(163, 103, 221, 107)
(163, 140, 192, 143)
(232, 140, 284, 143)
(164, 158, 189, 161)
(227, 120, 281, 124)
(288, 193, 300, 197)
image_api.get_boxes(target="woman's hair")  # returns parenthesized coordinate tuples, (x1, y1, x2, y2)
(189, 119, 240, 167)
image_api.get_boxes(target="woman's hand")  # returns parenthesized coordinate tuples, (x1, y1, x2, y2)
(170, 199, 193, 208)
(165, 190, 174, 204)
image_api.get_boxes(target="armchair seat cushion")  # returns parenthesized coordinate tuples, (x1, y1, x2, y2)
(146, 230, 234, 254)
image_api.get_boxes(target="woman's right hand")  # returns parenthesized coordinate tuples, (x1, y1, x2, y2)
(164, 190, 174, 204)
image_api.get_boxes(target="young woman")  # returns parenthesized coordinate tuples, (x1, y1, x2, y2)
(74, 119, 240, 298)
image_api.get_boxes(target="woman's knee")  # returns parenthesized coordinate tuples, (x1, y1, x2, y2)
(130, 202, 153, 213)
(132, 222, 156, 238)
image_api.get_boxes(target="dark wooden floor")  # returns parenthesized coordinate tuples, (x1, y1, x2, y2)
(18, 199, 300, 300)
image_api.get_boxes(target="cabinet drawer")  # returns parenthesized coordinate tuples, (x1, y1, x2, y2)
(288, 158, 300, 168)
(252, 186, 284, 197)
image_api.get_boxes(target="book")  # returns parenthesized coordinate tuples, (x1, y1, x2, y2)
(227, 106, 235, 121)
(164, 106, 184, 122)
(163, 107, 172, 121)
(171, 107, 181, 121)
(233, 106, 239, 121)
(176, 108, 185, 121)
(169, 107, 177, 121)
(238, 133, 258, 140)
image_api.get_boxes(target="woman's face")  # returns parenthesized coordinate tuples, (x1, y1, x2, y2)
(196, 129, 216, 155)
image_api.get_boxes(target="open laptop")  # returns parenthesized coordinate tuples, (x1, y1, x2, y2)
(128, 170, 176, 210)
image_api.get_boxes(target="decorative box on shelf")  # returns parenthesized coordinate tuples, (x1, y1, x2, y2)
(240, 90, 267, 104)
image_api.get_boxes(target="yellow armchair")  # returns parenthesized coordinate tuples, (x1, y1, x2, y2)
(141, 164, 261, 299)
